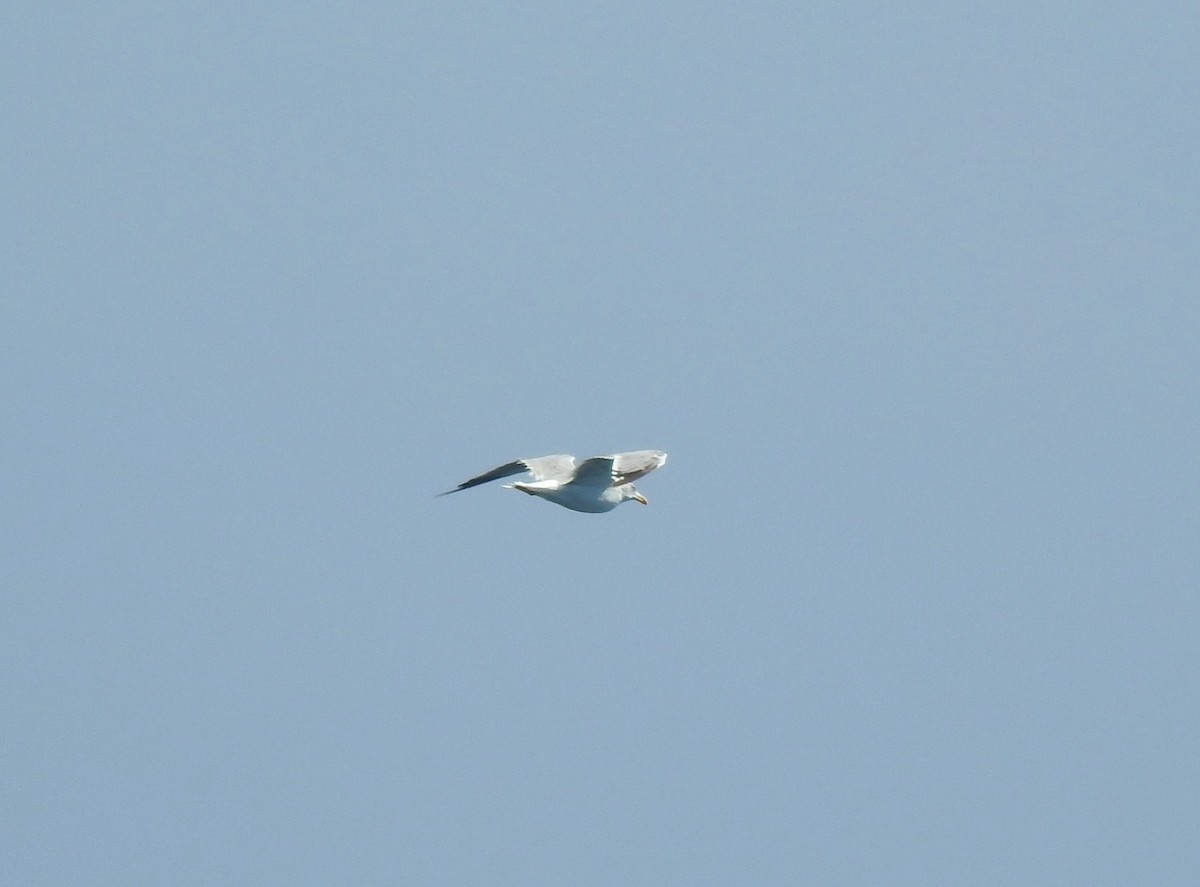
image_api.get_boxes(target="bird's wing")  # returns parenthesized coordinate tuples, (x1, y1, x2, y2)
(439, 460, 527, 495)
(439, 454, 576, 495)
(520, 454, 577, 481)
(567, 456, 617, 489)
(609, 450, 667, 485)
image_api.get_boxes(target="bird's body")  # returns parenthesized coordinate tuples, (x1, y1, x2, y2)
(440, 450, 667, 513)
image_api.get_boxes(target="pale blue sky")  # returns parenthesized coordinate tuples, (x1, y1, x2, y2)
(3, 2, 1198, 884)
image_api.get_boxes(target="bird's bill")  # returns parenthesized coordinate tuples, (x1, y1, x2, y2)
(633, 492, 649, 505)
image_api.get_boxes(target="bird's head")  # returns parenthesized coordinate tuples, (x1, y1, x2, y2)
(622, 485, 649, 506)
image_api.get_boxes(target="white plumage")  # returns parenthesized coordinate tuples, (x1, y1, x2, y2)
(440, 450, 668, 513)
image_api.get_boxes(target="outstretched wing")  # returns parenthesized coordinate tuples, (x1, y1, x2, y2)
(520, 454, 577, 481)
(609, 450, 667, 486)
(567, 456, 617, 489)
(439, 454, 576, 495)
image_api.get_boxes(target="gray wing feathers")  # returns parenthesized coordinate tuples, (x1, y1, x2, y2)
(568, 457, 617, 488)
(609, 450, 668, 485)
(439, 460, 528, 495)
(519, 455, 577, 481)
(439, 454, 577, 495)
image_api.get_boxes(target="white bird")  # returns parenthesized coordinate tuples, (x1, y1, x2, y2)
(440, 450, 668, 513)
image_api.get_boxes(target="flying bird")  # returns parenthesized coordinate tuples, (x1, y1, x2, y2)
(440, 450, 667, 513)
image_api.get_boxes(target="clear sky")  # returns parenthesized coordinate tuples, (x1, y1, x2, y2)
(4, 2, 1198, 884)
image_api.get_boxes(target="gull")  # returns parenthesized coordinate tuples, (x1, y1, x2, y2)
(440, 450, 667, 513)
